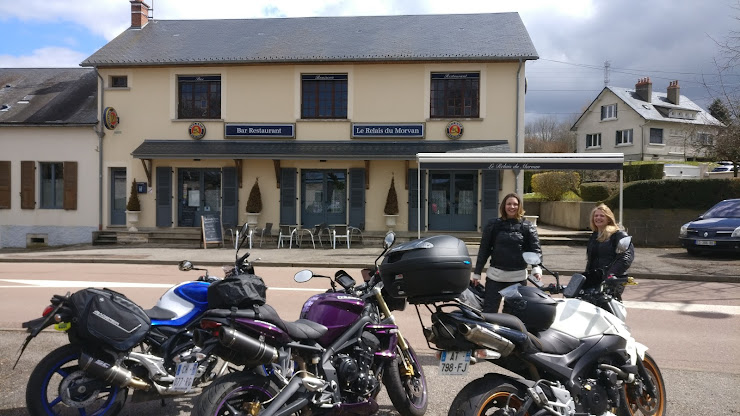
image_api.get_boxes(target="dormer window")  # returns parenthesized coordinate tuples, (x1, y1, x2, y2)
(601, 104, 617, 120)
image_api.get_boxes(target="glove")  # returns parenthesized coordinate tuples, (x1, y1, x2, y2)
(471, 273, 481, 286)
(531, 266, 542, 281)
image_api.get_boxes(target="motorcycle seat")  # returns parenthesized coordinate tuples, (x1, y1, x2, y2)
(144, 306, 178, 320)
(480, 312, 545, 353)
(204, 304, 328, 341)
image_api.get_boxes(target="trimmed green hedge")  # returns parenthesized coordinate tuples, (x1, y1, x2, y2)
(623, 163, 664, 182)
(580, 183, 611, 202)
(604, 179, 740, 210)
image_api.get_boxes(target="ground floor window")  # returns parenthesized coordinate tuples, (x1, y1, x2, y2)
(40, 162, 64, 209)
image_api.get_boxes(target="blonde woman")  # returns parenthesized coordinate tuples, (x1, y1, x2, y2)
(584, 204, 634, 293)
(472, 193, 542, 313)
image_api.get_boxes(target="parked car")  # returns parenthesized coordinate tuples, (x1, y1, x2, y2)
(711, 165, 733, 173)
(679, 199, 740, 255)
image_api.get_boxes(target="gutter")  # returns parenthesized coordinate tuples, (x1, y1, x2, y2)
(94, 68, 106, 231)
(515, 58, 523, 194)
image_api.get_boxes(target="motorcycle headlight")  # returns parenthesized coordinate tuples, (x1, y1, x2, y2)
(679, 223, 689, 238)
(732, 226, 740, 238)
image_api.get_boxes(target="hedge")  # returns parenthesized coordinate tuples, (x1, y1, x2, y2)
(531, 171, 581, 201)
(623, 163, 664, 182)
(580, 183, 611, 202)
(604, 179, 740, 210)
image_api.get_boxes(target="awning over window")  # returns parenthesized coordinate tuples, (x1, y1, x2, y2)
(131, 140, 511, 160)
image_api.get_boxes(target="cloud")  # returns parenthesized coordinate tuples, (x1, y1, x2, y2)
(0, 47, 87, 68)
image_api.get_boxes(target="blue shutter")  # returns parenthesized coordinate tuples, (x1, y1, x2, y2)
(222, 167, 238, 227)
(407, 169, 426, 232)
(280, 168, 297, 225)
(156, 167, 172, 227)
(481, 170, 499, 227)
(348, 168, 365, 228)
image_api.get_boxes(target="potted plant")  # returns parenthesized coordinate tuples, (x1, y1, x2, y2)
(125, 179, 141, 232)
(383, 176, 399, 230)
(246, 178, 262, 225)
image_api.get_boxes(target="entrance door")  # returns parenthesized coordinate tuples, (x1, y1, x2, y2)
(110, 168, 126, 226)
(301, 170, 347, 227)
(428, 171, 477, 231)
(178, 168, 222, 227)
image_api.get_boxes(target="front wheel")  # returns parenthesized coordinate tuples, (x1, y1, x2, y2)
(382, 342, 428, 416)
(448, 375, 529, 416)
(26, 343, 128, 416)
(193, 372, 279, 416)
(622, 353, 667, 416)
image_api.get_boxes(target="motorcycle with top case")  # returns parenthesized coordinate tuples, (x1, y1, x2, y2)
(15, 223, 255, 416)
(192, 231, 428, 416)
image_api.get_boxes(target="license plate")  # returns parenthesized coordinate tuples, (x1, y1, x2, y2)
(696, 240, 716, 246)
(171, 362, 198, 392)
(439, 351, 471, 375)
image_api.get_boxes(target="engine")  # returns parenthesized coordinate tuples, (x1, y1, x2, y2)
(334, 332, 381, 400)
(575, 368, 622, 414)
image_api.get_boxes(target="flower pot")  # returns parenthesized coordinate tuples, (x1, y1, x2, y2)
(246, 212, 261, 226)
(384, 214, 398, 230)
(126, 210, 141, 232)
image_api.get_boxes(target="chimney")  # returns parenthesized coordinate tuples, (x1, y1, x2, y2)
(130, 0, 150, 29)
(667, 80, 680, 105)
(635, 77, 652, 103)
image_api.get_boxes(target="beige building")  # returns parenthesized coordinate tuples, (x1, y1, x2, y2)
(81, 1, 538, 236)
(572, 78, 722, 162)
(0, 68, 99, 248)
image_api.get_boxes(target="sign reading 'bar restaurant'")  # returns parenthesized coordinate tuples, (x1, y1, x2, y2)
(225, 123, 295, 138)
(352, 123, 425, 138)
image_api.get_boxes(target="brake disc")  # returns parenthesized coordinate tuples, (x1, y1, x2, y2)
(60, 370, 103, 408)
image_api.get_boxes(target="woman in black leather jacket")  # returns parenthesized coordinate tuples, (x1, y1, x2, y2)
(584, 203, 634, 292)
(472, 193, 542, 313)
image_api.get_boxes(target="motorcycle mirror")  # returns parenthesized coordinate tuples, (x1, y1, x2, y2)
(178, 260, 194, 271)
(294, 269, 314, 283)
(522, 252, 541, 265)
(383, 232, 396, 249)
(360, 268, 373, 282)
(616, 236, 632, 254)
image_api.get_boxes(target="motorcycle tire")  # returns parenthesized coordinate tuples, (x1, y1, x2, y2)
(621, 353, 667, 416)
(447, 375, 528, 416)
(26, 343, 128, 416)
(193, 372, 279, 416)
(382, 342, 428, 416)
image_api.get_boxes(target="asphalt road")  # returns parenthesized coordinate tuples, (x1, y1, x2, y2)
(1, 264, 739, 415)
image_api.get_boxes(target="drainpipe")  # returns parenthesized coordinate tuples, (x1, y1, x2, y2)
(95, 68, 105, 231)
(515, 59, 523, 194)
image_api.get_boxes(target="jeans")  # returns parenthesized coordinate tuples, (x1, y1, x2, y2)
(483, 278, 527, 313)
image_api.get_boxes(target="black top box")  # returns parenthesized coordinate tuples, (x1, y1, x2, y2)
(380, 235, 472, 303)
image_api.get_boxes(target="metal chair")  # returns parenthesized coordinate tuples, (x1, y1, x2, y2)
(234, 224, 253, 249)
(223, 224, 236, 248)
(278, 224, 297, 249)
(295, 226, 316, 249)
(348, 222, 365, 246)
(254, 222, 273, 247)
(332, 224, 350, 249)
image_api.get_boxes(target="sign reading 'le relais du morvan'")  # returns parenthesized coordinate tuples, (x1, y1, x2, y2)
(351, 123, 425, 138)
(225, 123, 295, 138)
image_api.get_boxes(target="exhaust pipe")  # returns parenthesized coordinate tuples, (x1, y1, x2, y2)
(79, 353, 150, 391)
(218, 327, 278, 364)
(458, 324, 515, 356)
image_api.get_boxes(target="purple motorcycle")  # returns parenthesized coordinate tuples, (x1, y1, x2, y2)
(192, 232, 428, 416)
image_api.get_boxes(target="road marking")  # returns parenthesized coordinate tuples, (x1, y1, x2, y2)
(0, 279, 324, 292)
(625, 301, 740, 315)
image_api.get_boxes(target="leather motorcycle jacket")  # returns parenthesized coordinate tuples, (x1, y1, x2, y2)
(474, 217, 542, 275)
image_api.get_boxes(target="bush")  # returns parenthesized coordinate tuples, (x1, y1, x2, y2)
(580, 183, 611, 202)
(623, 163, 664, 182)
(384, 177, 399, 215)
(531, 171, 581, 201)
(126, 180, 140, 211)
(246, 179, 262, 213)
(604, 179, 740, 210)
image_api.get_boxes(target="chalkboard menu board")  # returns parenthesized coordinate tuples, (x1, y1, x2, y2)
(201, 214, 223, 248)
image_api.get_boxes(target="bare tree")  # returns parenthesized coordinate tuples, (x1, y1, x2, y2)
(524, 115, 578, 153)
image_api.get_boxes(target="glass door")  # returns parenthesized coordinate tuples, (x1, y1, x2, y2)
(178, 168, 222, 227)
(110, 168, 126, 225)
(428, 171, 477, 231)
(301, 170, 347, 227)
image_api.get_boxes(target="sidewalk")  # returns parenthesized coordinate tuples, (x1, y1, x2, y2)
(1, 231, 738, 283)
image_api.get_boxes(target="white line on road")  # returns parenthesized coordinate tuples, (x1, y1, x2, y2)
(624, 301, 740, 315)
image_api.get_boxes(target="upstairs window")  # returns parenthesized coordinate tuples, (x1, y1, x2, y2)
(649, 128, 664, 144)
(301, 74, 348, 119)
(586, 133, 602, 148)
(178, 75, 221, 119)
(616, 129, 633, 145)
(601, 103, 617, 120)
(430, 72, 480, 118)
(110, 76, 128, 88)
(697, 132, 713, 145)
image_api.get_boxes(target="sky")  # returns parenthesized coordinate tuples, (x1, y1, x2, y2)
(1, 0, 738, 122)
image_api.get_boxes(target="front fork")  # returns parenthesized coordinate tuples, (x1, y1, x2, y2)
(372, 287, 415, 377)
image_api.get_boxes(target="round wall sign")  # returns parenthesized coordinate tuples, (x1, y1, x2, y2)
(189, 122, 206, 140)
(103, 107, 119, 130)
(445, 120, 464, 139)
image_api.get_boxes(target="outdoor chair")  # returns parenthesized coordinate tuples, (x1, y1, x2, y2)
(348, 222, 365, 246)
(278, 224, 297, 249)
(254, 222, 273, 247)
(332, 224, 351, 249)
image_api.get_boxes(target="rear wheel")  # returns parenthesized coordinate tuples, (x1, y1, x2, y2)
(622, 353, 667, 416)
(383, 342, 428, 416)
(26, 344, 127, 416)
(193, 373, 278, 416)
(448, 376, 529, 416)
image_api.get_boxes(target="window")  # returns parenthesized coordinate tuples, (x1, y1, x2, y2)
(178, 75, 221, 119)
(37, 162, 77, 210)
(586, 133, 601, 148)
(110, 76, 128, 88)
(601, 103, 617, 120)
(649, 128, 664, 144)
(697, 132, 713, 145)
(430, 72, 480, 118)
(616, 129, 633, 145)
(301, 74, 348, 119)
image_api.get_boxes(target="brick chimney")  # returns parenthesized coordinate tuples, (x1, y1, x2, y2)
(130, 0, 150, 29)
(635, 77, 652, 103)
(667, 80, 680, 105)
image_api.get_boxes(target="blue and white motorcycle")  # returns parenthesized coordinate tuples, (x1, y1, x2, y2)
(16, 224, 254, 416)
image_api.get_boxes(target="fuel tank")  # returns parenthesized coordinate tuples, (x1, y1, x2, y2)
(300, 292, 365, 346)
(151, 281, 209, 326)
